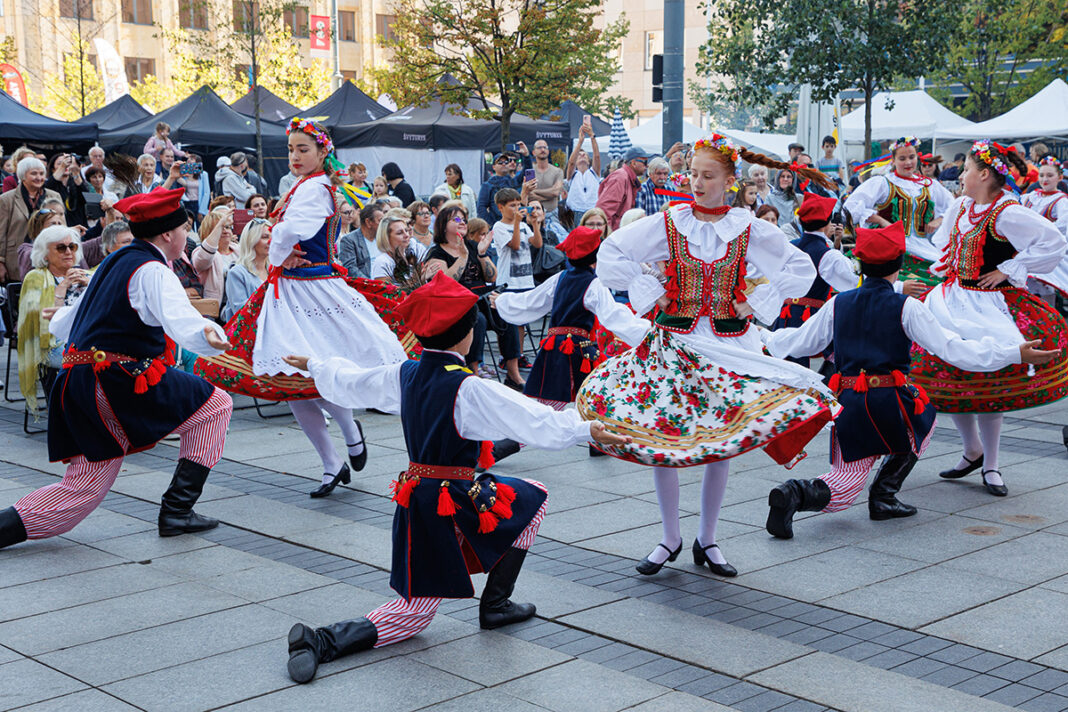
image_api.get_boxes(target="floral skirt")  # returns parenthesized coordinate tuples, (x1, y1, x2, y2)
(911, 286, 1068, 413)
(901, 253, 941, 286)
(575, 328, 837, 468)
(196, 277, 420, 400)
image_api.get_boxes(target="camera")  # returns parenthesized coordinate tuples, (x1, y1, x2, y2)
(505, 143, 518, 152)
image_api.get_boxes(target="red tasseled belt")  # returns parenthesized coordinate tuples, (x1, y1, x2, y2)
(828, 369, 930, 414)
(404, 463, 476, 481)
(546, 326, 590, 339)
(784, 297, 826, 309)
(61, 347, 169, 394)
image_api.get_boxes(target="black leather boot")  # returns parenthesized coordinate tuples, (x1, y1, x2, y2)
(158, 459, 219, 536)
(766, 478, 831, 539)
(0, 507, 27, 550)
(869, 453, 919, 520)
(287, 617, 378, 684)
(480, 548, 536, 629)
(492, 439, 521, 463)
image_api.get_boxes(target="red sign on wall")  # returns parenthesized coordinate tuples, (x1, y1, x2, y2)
(0, 64, 28, 106)
(309, 15, 331, 54)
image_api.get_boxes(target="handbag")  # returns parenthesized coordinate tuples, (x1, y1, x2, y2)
(531, 243, 566, 284)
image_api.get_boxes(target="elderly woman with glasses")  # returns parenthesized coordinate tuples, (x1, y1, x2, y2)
(0, 156, 61, 282)
(407, 200, 434, 248)
(17, 225, 88, 412)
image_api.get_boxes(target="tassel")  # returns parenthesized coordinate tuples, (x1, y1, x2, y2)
(133, 374, 148, 394)
(560, 336, 575, 355)
(437, 482, 458, 516)
(393, 476, 417, 508)
(914, 397, 926, 414)
(801, 306, 812, 321)
(477, 507, 499, 533)
(852, 374, 868, 393)
(543, 334, 556, 351)
(92, 359, 108, 373)
(580, 357, 592, 374)
(146, 360, 165, 387)
(892, 370, 907, 387)
(164, 336, 178, 366)
(495, 482, 517, 506)
(478, 440, 495, 470)
(780, 303, 791, 320)
(490, 495, 513, 520)
(828, 373, 841, 392)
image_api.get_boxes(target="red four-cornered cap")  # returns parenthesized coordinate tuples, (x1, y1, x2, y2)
(557, 225, 602, 260)
(797, 192, 837, 224)
(396, 271, 478, 338)
(854, 221, 906, 264)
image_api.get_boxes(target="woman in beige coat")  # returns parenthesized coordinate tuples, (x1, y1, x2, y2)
(0, 157, 61, 282)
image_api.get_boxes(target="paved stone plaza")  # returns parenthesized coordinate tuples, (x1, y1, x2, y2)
(2, 386, 1068, 711)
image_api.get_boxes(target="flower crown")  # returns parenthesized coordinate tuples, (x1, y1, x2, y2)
(1039, 155, 1063, 171)
(970, 140, 1014, 178)
(889, 136, 921, 153)
(287, 117, 334, 154)
(694, 134, 739, 163)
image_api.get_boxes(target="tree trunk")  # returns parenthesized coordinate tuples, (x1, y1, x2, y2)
(500, 106, 512, 153)
(864, 80, 873, 161)
(249, 5, 265, 180)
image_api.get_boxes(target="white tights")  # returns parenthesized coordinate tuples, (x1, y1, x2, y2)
(951, 413, 1004, 486)
(289, 399, 365, 484)
(647, 462, 730, 565)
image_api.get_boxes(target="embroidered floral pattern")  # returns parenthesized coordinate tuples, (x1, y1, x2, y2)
(660, 214, 749, 331)
(938, 199, 1015, 283)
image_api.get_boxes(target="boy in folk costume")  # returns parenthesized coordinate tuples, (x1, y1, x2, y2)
(761, 222, 1058, 539)
(281, 272, 629, 684)
(0, 188, 233, 550)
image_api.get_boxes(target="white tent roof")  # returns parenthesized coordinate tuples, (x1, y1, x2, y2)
(934, 79, 1068, 140)
(840, 90, 974, 141)
(628, 111, 705, 154)
(720, 129, 795, 161)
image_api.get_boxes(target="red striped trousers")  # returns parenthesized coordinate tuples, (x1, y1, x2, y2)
(822, 426, 933, 513)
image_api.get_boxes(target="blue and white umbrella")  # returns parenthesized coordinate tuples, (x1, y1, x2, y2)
(607, 107, 632, 160)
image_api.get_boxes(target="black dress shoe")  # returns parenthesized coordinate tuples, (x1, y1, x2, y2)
(348, 420, 367, 472)
(692, 538, 737, 577)
(939, 454, 983, 479)
(503, 376, 525, 392)
(588, 444, 608, 457)
(635, 540, 683, 576)
(982, 470, 1008, 497)
(1062, 425, 1068, 452)
(310, 463, 351, 498)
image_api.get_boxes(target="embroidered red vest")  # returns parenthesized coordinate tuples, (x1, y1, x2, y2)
(940, 198, 1017, 288)
(875, 178, 934, 237)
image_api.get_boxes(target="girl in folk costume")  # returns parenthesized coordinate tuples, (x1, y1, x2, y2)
(844, 136, 955, 279)
(912, 140, 1068, 496)
(1020, 156, 1068, 300)
(197, 118, 414, 498)
(280, 274, 630, 684)
(761, 223, 1059, 539)
(577, 134, 840, 578)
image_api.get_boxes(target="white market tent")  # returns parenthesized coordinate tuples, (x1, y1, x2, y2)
(628, 111, 706, 154)
(720, 129, 795, 161)
(934, 78, 1068, 140)
(840, 90, 974, 141)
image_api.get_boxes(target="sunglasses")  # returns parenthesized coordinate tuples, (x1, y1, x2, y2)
(36, 208, 54, 215)
(452, 216, 467, 224)
(250, 217, 269, 225)
(53, 243, 77, 252)
(416, 211, 431, 217)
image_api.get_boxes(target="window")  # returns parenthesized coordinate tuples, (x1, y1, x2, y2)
(341, 70, 358, 81)
(375, 13, 396, 43)
(59, 0, 93, 19)
(179, 0, 208, 29)
(644, 31, 661, 71)
(339, 10, 355, 42)
(232, 0, 259, 32)
(283, 6, 309, 38)
(121, 0, 152, 24)
(124, 57, 155, 82)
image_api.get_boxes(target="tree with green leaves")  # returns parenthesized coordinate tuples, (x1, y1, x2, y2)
(30, 35, 105, 121)
(693, 0, 954, 158)
(932, 0, 1068, 121)
(372, 0, 630, 150)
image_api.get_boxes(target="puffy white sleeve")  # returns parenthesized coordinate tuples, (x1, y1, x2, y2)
(307, 357, 404, 413)
(455, 377, 592, 448)
(583, 278, 651, 346)
(761, 296, 836, 359)
(930, 179, 955, 217)
(128, 262, 226, 355)
(902, 298, 1021, 371)
(817, 249, 860, 293)
(930, 197, 963, 275)
(843, 176, 889, 225)
(1052, 197, 1068, 238)
(48, 303, 79, 342)
(596, 213, 671, 315)
(495, 273, 559, 325)
(268, 180, 334, 267)
(744, 219, 818, 324)
(995, 203, 1068, 286)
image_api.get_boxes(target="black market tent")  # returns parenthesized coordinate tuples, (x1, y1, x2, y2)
(295, 81, 390, 127)
(230, 86, 299, 123)
(0, 89, 98, 147)
(542, 100, 611, 137)
(75, 94, 152, 131)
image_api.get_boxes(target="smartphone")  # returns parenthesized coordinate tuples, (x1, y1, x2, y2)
(524, 168, 536, 182)
(582, 115, 592, 128)
(505, 143, 518, 152)
(230, 209, 255, 235)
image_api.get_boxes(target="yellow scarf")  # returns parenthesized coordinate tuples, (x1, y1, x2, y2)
(17, 268, 58, 415)
(448, 183, 461, 200)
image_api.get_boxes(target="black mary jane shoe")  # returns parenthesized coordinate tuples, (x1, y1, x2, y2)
(310, 463, 351, 498)
(982, 470, 1008, 497)
(939, 453, 984, 479)
(692, 539, 737, 578)
(635, 540, 683, 576)
(503, 376, 526, 392)
(348, 420, 367, 472)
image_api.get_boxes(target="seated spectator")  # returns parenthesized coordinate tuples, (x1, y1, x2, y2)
(143, 121, 185, 161)
(371, 176, 389, 200)
(349, 162, 371, 194)
(84, 166, 120, 222)
(1, 146, 37, 194)
(0, 156, 60, 282)
(371, 210, 426, 285)
(408, 200, 433, 248)
(125, 154, 163, 196)
(17, 207, 66, 278)
(381, 162, 416, 207)
(18, 225, 87, 412)
(45, 152, 88, 227)
(218, 152, 257, 204)
(619, 207, 645, 228)
(635, 157, 670, 216)
(755, 204, 780, 224)
(579, 207, 611, 239)
(192, 207, 237, 302)
(731, 179, 758, 213)
(337, 200, 357, 238)
(432, 163, 477, 217)
(208, 195, 235, 211)
(338, 202, 383, 279)
(222, 219, 269, 322)
(246, 193, 269, 219)
(96, 220, 133, 264)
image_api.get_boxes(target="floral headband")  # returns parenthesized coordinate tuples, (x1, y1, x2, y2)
(971, 140, 1019, 190)
(889, 136, 920, 153)
(287, 117, 334, 154)
(694, 134, 740, 163)
(1039, 155, 1063, 171)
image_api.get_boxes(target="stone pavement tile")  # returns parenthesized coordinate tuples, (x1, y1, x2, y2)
(560, 598, 810, 678)
(734, 547, 926, 601)
(951, 673, 1011, 697)
(0, 561, 179, 623)
(822, 566, 1026, 628)
(1028, 668, 1068, 692)
(958, 651, 1018, 674)
(409, 630, 570, 686)
(538, 497, 666, 544)
(534, 482, 622, 513)
(284, 521, 393, 570)
(0, 476, 25, 491)
(0, 544, 124, 588)
(861, 648, 918, 670)
(919, 664, 977, 687)
(0, 658, 86, 710)
(0, 581, 246, 656)
(139, 544, 274, 579)
(990, 659, 1047, 681)
(199, 494, 354, 538)
(1041, 573, 1068, 595)
(198, 563, 333, 602)
(259, 582, 390, 628)
(921, 588, 1068, 660)
(82, 528, 217, 560)
(854, 514, 1029, 564)
(982, 683, 1045, 707)
(511, 571, 625, 619)
(0, 646, 21, 665)
(958, 485, 1068, 531)
(48, 509, 156, 544)
(108, 469, 244, 505)
(11, 689, 141, 711)
(623, 691, 738, 711)
(903, 479, 1014, 516)
(496, 659, 667, 712)
(403, 687, 556, 712)
(216, 657, 480, 712)
(1035, 646, 1068, 674)
(1018, 692, 1068, 712)
(37, 603, 300, 686)
(943, 532, 1068, 585)
(749, 651, 1019, 712)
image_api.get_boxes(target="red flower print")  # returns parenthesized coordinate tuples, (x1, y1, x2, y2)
(685, 391, 701, 408)
(724, 405, 741, 422)
(637, 383, 652, 403)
